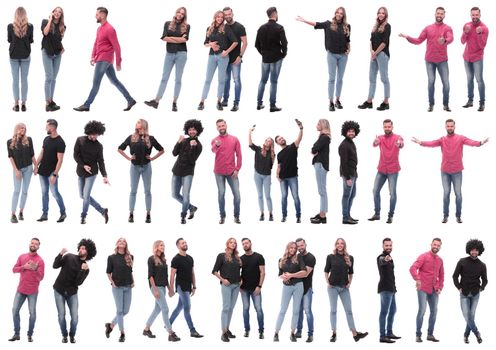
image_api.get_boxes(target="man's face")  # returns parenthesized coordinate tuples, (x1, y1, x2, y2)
(445, 122, 455, 135)
(78, 245, 88, 259)
(470, 248, 479, 258)
(383, 122, 393, 135)
(346, 129, 356, 139)
(276, 136, 286, 146)
(178, 240, 188, 251)
(435, 9, 445, 23)
(242, 240, 252, 252)
(296, 240, 306, 254)
(46, 123, 55, 135)
(95, 10, 104, 23)
(217, 122, 227, 135)
(188, 127, 197, 138)
(88, 134, 98, 141)
(383, 240, 393, 254)
(224, 9, 233, 24)
(471, 10, 480, 24)
(29, 239, 40, 253)
(431, 240, 442, 254)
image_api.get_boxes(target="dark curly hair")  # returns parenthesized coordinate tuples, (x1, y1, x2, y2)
(466, 239, 484, 255)
(183, 119, 204, 136)
(78, 238, 97, 261)
(341, 120, 360, 137)
(84, 121, 106, 136)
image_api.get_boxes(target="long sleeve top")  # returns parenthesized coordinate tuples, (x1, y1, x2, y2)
(53, 253, 89, 296)
(377, 252, 396, 293)
(461, 21, 488, 62)
(452, 257, 488, 296)
(211, 134, 242, 175)
(410, 251, 444, 294)
(172, 137, 202, 176)
(312, 134, 330, 171)
(106, 253, 134, 287)
(314, 21, 350, 54)
(41, 19, 65, 55)
(374, 133, 403, 174)
(338, 137, 357, 179)
(407, 22, 453, 62)
(13, 253, 45, 295)
(8, 23, 34, 59)
(255, 19, 287, 63)
(91, 22, 121, 65)
(371, 23, 391, 57)
(74, 136, 107, 177)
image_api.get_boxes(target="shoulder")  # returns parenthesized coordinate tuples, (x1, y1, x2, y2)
(147, 255, 155, 263)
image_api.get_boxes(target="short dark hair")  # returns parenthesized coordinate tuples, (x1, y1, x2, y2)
(382, 237, 392, 244)
(78, 238, 97, 261)
(466, 239, 484, 255)
(183, 119, 204, 136)
(471, 7, 480, 12)
(216, 119, 225, 124)
(274, 135, 281, 143)
(432, 237, 442, 244)
(241, 238, 251, 243)
(436, 6, 445, 12)
(31, 237, 40, 244)
(84, 120, 106, 136)
(47, 119, 58, 128)
(97, 7, 108, 15)
(223, 6, 232, 12)
(383, 119, 393, 125)
(176, 237, 184, 246)
(295, 238, 305, 244)
(445, 118, 455, 124)
(267, 6, 277, 17)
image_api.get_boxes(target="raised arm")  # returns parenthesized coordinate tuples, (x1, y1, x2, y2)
(295, 16, 316, 27)
(294, 120, 303, 147)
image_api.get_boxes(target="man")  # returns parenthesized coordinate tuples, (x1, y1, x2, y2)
(222, 7, 247, 112)
(339, 120, 360, 224)
(36, 119, 66, 223)
(211, 119, 242, 224)
(172, 119, 203, 224)
(169, 238, 203, 338)
(9, 238, 45, 343)
(53, 238, 97, 344)
(377, 238, 401, 343)
(461, 7, 488, 112)
(275, 119, 303, 223)
(409, 238, 444, 343)
(399, 7, 453, 112)
(255, 6, 287, 112)
(452, 239, 487, 344)
(295, 238, 315, 343)
(369, 119, 404, 224)
(74, 7, 136, 112)
(412, 119, 488, 223)
(74, 120, 109, 224)
(240, 238, 265, 339)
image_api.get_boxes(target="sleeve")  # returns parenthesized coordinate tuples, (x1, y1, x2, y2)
(409, 254, 425, 280)
(348, 256, 354, 275)
(118, 135, 131, 151)
(211, 137, 219, 153)
(12, 255, 23, 273)
(41, 19, 48, 34)
(407, 27, 428, 45)
(98, 143, 107, 177)
(108, 27, 122, 66)
(477, 24, 489, 49)
(438, 259, 444, 290)
(53, 254, 64, 269)
(73, 137, 84, 166)
(28, 24, 33, 43)
(106, 255, 113, 274)
(481, 263, 488, 291)
(7, 140, 13, 158)
(151, 136, 164, 152)
(383, 24, 391, 46)
(259, 254, 266, 266)
(37, 258, 45, 282)
(338, 143, 352, 179)
(147, 256, 155, 280)
(249, 144, 260, 152)
(324, 255, 331, 273)
(421, 138, 442, 147)
(347, 24, 351, 42)
(184, 24, 190, 40)
(462, 135, 482, 147)
(225, 25, 238, 44)
(308, 255, 316, 269)
(240, 24, 247, 37)
(204, 26, 210, 45)
(8, 24, 13, 43)
(311, 135, 329, 154)
(234, 137, 242, 171)
(91, 28, 98, 60)
(57, 138, 66, 154)
(444, 25, 454, 45)
(212, 253, 224, 274)
(76, 268, 89, 286)
(160, 21, 169, 40)
(278, 259, 283, 276)
(29, 137, 34, 157)
(190, 140, 202, 162)
(170, 256, 178, 269)
(172, 141, 181, 156)
(460, 24, 468, 44)
(314, 21, 327, 30)
(254, 28, 261, 54)
(280, 26, 288, 57)
(298, 255, 306, 271)
(452, 260, 462, 290)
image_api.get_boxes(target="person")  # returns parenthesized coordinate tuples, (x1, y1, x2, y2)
(452, 239, 487, 344)
(412, 119, 488, 223)
(41, 7, 66, 112)
(240, 238, 265, 339)
(295, 238, 316, 343)
(222, 7, 247, 112)
(142, 241, 180, 341)
(172, 119, 203, 224)
(461, 7, 488, 112)
(9, 238, 44, 343)
(74, 7, 136, 112)
(409, 238, 444, 343)
(255, 6, 287, 112)
(368, 119, 403, 224)
(212, 238, 242, 342)
(310, 119, 331, 224)
(211, 119, 242, 224)
(144, 7, 189, 112)
(339, 120, 360, 224)
(249, 126, 274, 221)
(357, 7, 391, 111)
(73, 120, 109, 224)
(198, 10, 238, 111)
(276, 119, 303, 223)
(53, 238, 97, 344)
(36, 119, 66, 223)
(105, 238, 134, 343)
(325, 238, 368, 342)
(169, 238, 203, 338)
(296, 7, 350, 111)
(399, 7, 453, 112)
(8, 123, 36, 223)
(118, 119, 164, 223)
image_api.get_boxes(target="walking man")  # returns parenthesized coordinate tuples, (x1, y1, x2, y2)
(339, 120, 360, 224)
(295, 238, 315, 343)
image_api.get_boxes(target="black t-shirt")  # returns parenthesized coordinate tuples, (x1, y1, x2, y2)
(278, 255, 306, 285)
(204, 25, 238, 55)
(41, 19, 65, 56)
(312, 134, 331, 171)
(171, 254, 194, 292)
(118, 135, 163, 166)
(241, 252, 265, 292)
(212, 253, 241, 284)
(161, 21, 190, 53)
(277, 143, 298, 179)
(106, 253, 134, 287)
(324, 253, 354, 287)
(250, 144, 273, 176)
(314, 21, 351, 54)
(8, 23, 34, 59)
(227, 21, 246, 63)
(301, 252, 316, 294)
(38, 135, 65, 176)
(7, 137, 34, 170)
(371, 23, 391, 58)
(377, 252, 396, 293)
(147, 256, 169, 288)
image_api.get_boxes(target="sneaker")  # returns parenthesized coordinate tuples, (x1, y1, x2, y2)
(270, 105, 282, 112)
(73, 105, 90, 112)
(8, 334, 20, 341)
(426, 335, 439, 342)
(172, 102, 178, 112)
(216, 101, 223, 111)
(190, 330, 203, 338)
(427, 105, 434, 112)
(416, 336, 422, 343)
(329, 102, 335, 112)
(119, 333, 125, 342)
(377, 102, 390, 111)
(358, 101, 373, 109)
(443, 105, 451, 112)
(105, 323, 113, 338)
(18, 212, 24, 220)
(478, 104, 485, 112)
(353, 332, 368, 342)
(462, 100, 473, 108)
(273, 333, 279, 342)
(70, 336, 76, 344)
(128, 213, 134, 223)
(257, 104, 265, 110)
(226, 330, 236, 338)
(368, 214, 380, 221)
(244, 331, 249, 338)
(37, 215, 48, 222)
(221, 333, 230, 342)
(62, 336, 68, 343)
(306, 335, 313, 343)
(168, 332, 180, 342)
(231, 104, 239, 112)
(102, 208, 109, 223)
(197, 102, 204, 110)
(188, 206, 197, 219)
(335, 100, 343, 109)
(56, 214, 67, 223)
(124, 99, 137, 111)
(144, 99, 159, 109)
(143, 329, 156, 338)
(11, 214, 18, 223)
(456, 216, 463, 224)
(386, 216, 393, 224)
(290, 333, 297, 342)
(259, 213, 265, 221)
(234, 216, 241, 224)
(259, 332, 264, 339)
(145, 213, 151, 223)
(330, 333, 337, 342)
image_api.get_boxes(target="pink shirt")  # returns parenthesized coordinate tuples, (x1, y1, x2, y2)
(211, 134, 242, 175)
(461, 21, 488, 62)
(410, 251, 444, 294)
(374, 133, 403, 174)
(13, 252, 45, 295)
(91, 22, 122, 66)
(421, 133, 480, 173)
(407, 22, 453, 63)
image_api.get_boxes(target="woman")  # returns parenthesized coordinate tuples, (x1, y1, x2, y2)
(249, 126, 274, 221)
(310, 119, 331, 224)
(143, 241, 180, 341)
(105, 238, 134, 343)
(198, 10, 238, 111)
(7, 123, 36, 223)
(212, 238, 242, 342)
(358, 7, 391, 111)
(296, 7, 351, 111)
(145, 7, 189, 112)
(324, 238, 368, 342)
(8, 7, 33, 112)
(273, 242, 307, 342)
(41, 7, 65, 112)
(118, 119, 164, 223)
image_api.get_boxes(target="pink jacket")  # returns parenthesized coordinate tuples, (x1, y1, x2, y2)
(410, 251, 444, 294)
(13, 253, 45, 295)
(91, 22, 122, 66)
(211, 134, 242, 175)
(374, 133, 403, 174)
(461, 21, 489, 62)
(407, 22, 453, 62)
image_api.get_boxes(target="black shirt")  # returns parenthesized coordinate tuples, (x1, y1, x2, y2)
(147, 256, 169, 288)
(38, 135, 65, 176)
(278, 255, 306, 285)
(161, 21, 190, 53)
(171, 253, 194, 292)
(74, 136, 107, 177)
(53, 253, 89, 296)
(204, 25, 238, 55)
(324, 253, 354, 287)
(172, 137, 202, 176)
(301, 252, 316, 294)
(255, 19, 288, 63)
(377, 252, 396, 293)
(277, 143, 298, 179)
(452, 257, 488, 296)
(106, 253, 134, 287)
(312, 134, 331, 171)
(371, 23, 391, 58)
(314, 21, 350, 54)
(227, 21, 246, 63)
(212, 253, 241, 284)
(250, 144, 273, 175)
(7, 137, 34, 169)
(241, 252, 265, 292)
(118, 135, 163, 166)
(41, 19, 65, 55)
(338, 137, 357, 179)
(8, 23, 34, 59)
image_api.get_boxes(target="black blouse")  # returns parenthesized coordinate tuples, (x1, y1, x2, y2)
(118, 135, 163, 166)
(161, 21, 190, 53)
(314, 21, 350, 54)
(204, 25, 238, 55)
(41, 19, 65, 56)
(7, 137, 34, 169)
(8, 23, 34, 59)
(371, 23, 391, 57)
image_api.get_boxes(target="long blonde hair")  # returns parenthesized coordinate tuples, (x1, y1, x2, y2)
(152, 240, 166, 266)
(169, 7, 188, 34)
(318, 119, 331, 137)
(207, 10, 225, 36)
(13, 7, 29, 38)
(131, 119, 151, 148)
(279, 241, 298, 269)
(50, 7, 66, 36)
(114, 238, 133, 267)
(372, 7, 388, 33)
(224, 237, 241, 265)
(261, 137, 275, 162)
(333, 238, 352, 267)
(10, 123, 29, 149)
(330, 7, 350, 36)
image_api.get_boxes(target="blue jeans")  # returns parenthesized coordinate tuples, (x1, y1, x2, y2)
(297, 288, 314, 336)
(314, 163, 328, 213)
(368, 52, 390, 100)
(12, 291, 38, 336)
(441, 171, 462, 217)
(416, 290, 438, 337)
(54, 290, 78, 337)
(280, 177, 301, 218)
(146, 286, 172, 332)
(78, 175, 104, 218)
(42, 49, 62, 101)
(130, 163, 152, 212)
(10, 57, 30, 101)
(257, 59, 283, 106)
(241, 289, 264, 332)
(224, 62, 242, 104)
(111, 286, 132, 332)
(464, 60, 485, 104)
(215, 174, 241, 218)
(426, 60, 449, 106)
(221, 283, 240, 331)
(460, 293, 480, 337)
(12, 165, 33, 212)
(169, 285, 196, 331)
(275, 282, 303, 332)
(327, 52, 348, 100)
(201, 54, 229, 100)
(254, 171, 272, 213)
(171, 175, 194, 217)
(328, 286, 356, 332)
(341, 177, 357, 219)
(372, 172, 398, 217)
(84, 61, 133, 107)
(379, 291, 397, 338)
(156, 51, 187, 100)
(39, 175, 66, 216)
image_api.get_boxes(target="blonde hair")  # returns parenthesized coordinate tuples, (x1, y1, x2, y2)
(13, 7, 29, 38)
(169, 7, 188, 34)
(333, 238, 352, 267)
(279, 241, 298, 269)
(152, 240, 166, 266)
(114, 238, 133, 267)
(318, 119, 331, 137)
(261, 137, 275, 162)
(372, 7, 388, 33)
(224, 237, 241, 265)
(10, 123, 29, 149)
(131, 119, 151, 148)
(50, 7, 66, 36)
(207, 10, 225, 36)
(330, 7, 350, 36)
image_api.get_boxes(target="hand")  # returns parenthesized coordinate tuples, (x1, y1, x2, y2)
(231, 170, 238, 180)
(81, 262, 89, 270)
(61, 48, 65, 54)
(178, 135, 185, 143)
(346, 179, 353, 187)
(249, 126, 255, 133)
(83, 165, 92, 174)
(415, 280, 421, 290)
(295, 15, 305, 22)
(190, 140, 197, 147)
(233, 56, 242, 65)
(116, 65, 121, 71)
(168, 289, 175, 298)
(103, 177, 110, 185)
(371, 51, 377, 60)
(374, 135, 380, 145)
(345, 48, 350, 55)
(396, 136, 404, 147)
(328, 284, 333, 289)
(435, 288, 442, 295)
(15, 169, 21, 179)
(222, 278, 230, 286)
(215, 139, 221, 147)
(384, 255, 392, 262)
(221, 50, 228, 58)
(481, 138, 489, 145)
(398, 33, 407, 38)
(49, 13, 53, 21)
(153, 287, 160, 300)
(210, 41, 220, 51)
(190, 288, 196, 297)
(49, 175, 57, 185)
(464, 25, 471, 34)
(476, 26, 482, 34)
(254, 286, 261, 295)
(411, 137, 421, 145)
(345, 282, 351, 288)
(33, 167, 38, 176)
(437, 36, 445, 45)
(90, 60, 95, 66)
(60, 248, 68, 255)
(128, 154, 136, 161)
(131, 283, 135, 288)
(23, 261, 35, 270)
(295, 119, 303, 128)
(459, 288, 463, 293)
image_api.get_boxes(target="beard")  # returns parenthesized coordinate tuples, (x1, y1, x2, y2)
(436, 16, 443, 23)
(29, 247, 37, 252)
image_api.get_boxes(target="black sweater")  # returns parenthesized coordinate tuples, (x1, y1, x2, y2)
(41, 19, 65, 55)
(312, 134, 331, 171)
(255, 19, 287, 63)
(118, 135, 163, 166)
(338, 137, 357, 179)
(74, 136, 107, 177)
(8, 23, 34, 59)
(172, 137, 202, 176)
(53, 253, 89, 295)
(161, 21, 189, 53)
(452, 257, 488, 296)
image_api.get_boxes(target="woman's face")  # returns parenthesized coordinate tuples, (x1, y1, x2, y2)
(335, 9, 344, 21)
(157, 242, 165, 253)
(135, 121, 142, 130)
(117, 239, 127, 250)
(288, 243, 297, 256)
(215, 12, 224, 25)
(263, 138, 273, 148)
(17, 126, 26, 136)
(227, 239, 237, 250)
(53, 7, 63, 20)
(175, 8, 185, 22)
(377, 8, 386, 21)
(335, 239, 345, 252)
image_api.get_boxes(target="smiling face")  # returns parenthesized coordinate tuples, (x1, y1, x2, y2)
(52, 7, 63, 20)
(223, 8, 233, 24)
(78, 245, 87, 258)
(470, 248, 479, 258)
(445, 121, 456, 135)
(175, 8, 186, 22)
(116, 238, 127, 252)
(471, 9, 480, 24)
(188, 127, 197, 138)
(335, 239, 345, 253)
(275, 136, 286, 146)
(215, 12, 224, 26)
(296, 240, 306, 254)
(335, 8, 344, 21)
(288, 243, 297, 257)
(87, 134, 98, 141)
(95, 10, 106, 23)
(346, 129, 356, 139)
(383, 240, 393, 254)
(383, 122, 393, 135)
(177, 239, 188, 251)
(29, 239, 40, 253)
(263, 137, 273, 149)
(216, 121, 227, 135)
(435, 9, 445, 23)
(431, 240, 442, 254)
(377, 7, 387, 22)
(17, 124, 26, 136)
(157, 241, 165, 254)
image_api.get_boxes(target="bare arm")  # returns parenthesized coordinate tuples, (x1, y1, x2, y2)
(295, 16, 316, 27)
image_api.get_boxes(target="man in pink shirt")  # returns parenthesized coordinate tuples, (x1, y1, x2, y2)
(368, 119, 403, 224)
(74, 7, 136, 112)
(461, 7, 488, 112)
(399, 7, 453, 112)
(9, 238, 45, 343)
(412, 119, 488, 223)
(410, 238, 444, 343)
(212, 119, 242, 224)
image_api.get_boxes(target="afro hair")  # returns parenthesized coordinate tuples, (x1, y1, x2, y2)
(466, 239, 484, 255)
(341, 120, 360, 137)
(183, 119, 204, 136)
(84, 121, 106, 136)
(78, 238, 97, 261)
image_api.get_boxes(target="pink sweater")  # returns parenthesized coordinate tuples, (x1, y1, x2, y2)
(461, 21, 489, 62)
(410, 251, 444, 294)
(91, 22, 122, 66)
(13, 253, 45, 295)
(211, 134, 242, 175)
(407, 22, 453, 63)
(374, 133, 403, 174)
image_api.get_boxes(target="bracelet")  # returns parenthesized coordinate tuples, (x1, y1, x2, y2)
(52, 173, 58, 177)
(257, 285, 262, 289)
